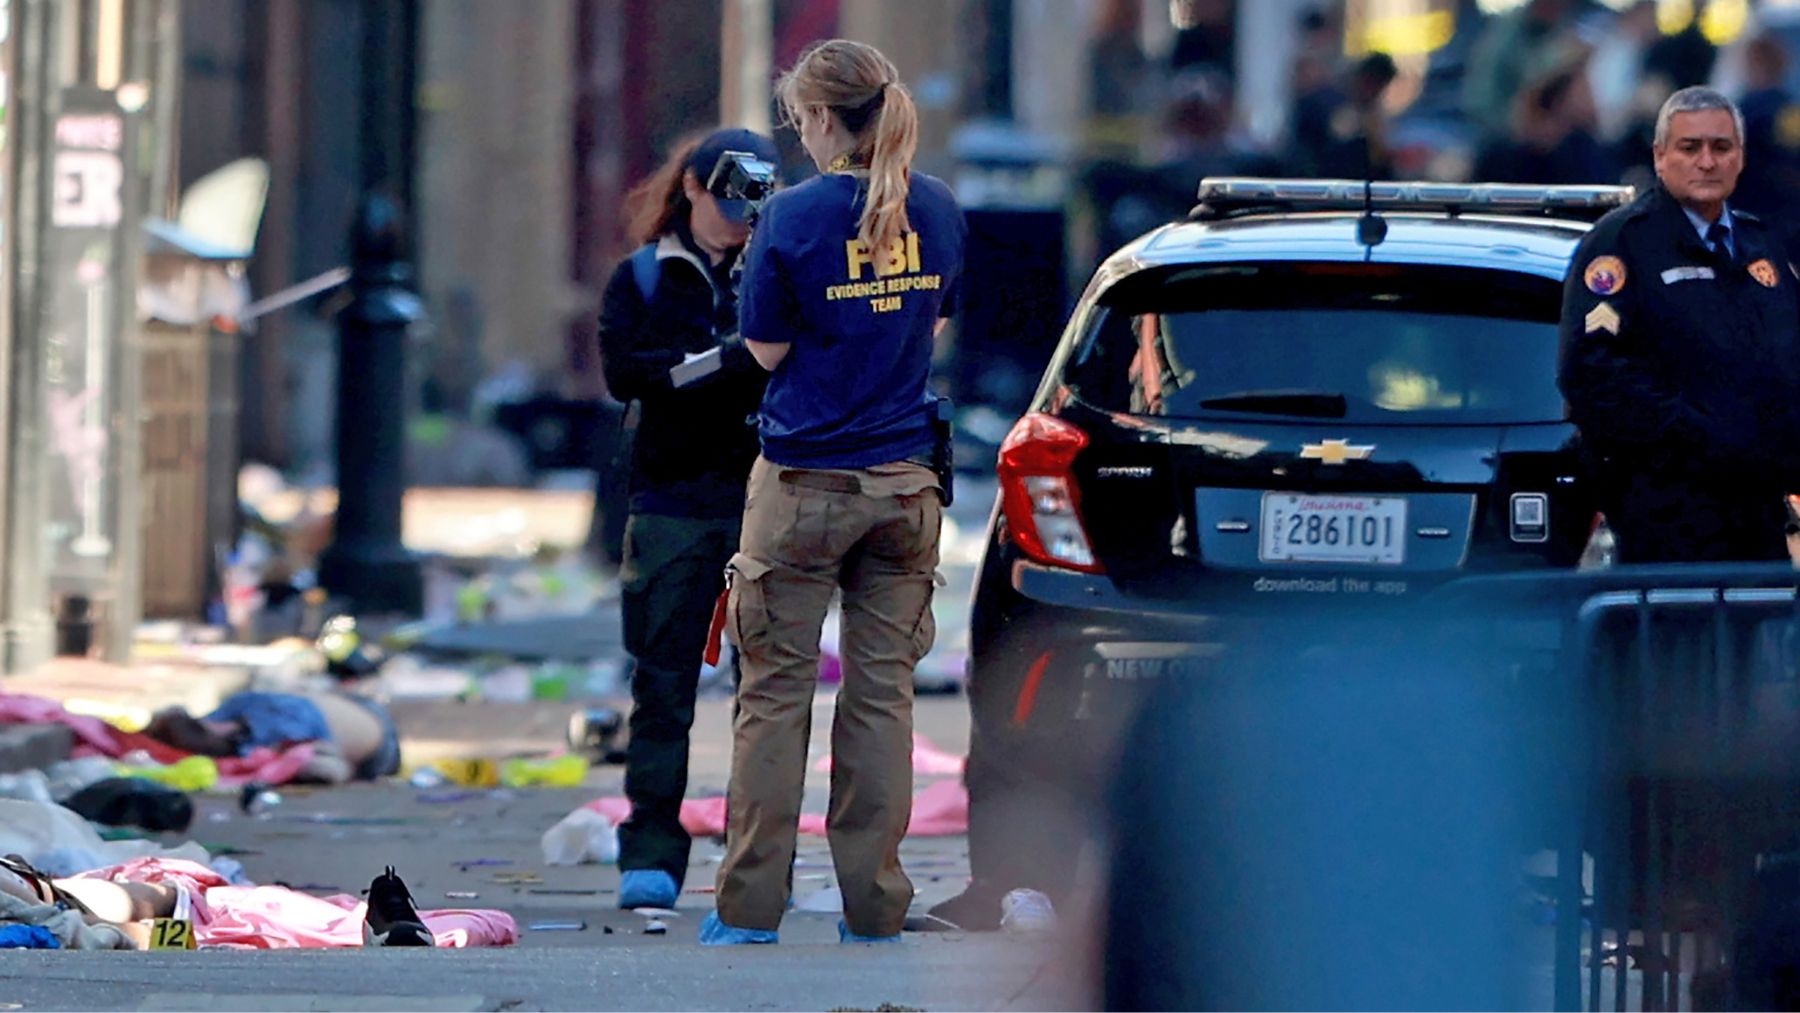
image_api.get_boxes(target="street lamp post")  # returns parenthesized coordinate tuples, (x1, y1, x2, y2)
(317, 0, 423, 615)
(316, 194, 422, 615)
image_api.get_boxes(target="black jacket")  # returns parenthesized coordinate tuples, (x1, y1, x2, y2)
(597, 228, 767, 518)
(1557, 185, 1800, 559)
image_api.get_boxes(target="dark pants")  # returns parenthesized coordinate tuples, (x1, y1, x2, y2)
(1607, 477, 1789, 564)
(618, 512, 741, 885)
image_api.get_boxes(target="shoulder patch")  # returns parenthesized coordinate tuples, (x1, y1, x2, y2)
(1749, 259, 1780, 288)
(1585, 301, 1621, 335)
(1584, 256, 1627, 295)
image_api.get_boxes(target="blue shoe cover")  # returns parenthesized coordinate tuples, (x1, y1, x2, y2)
(698, 910, 778, 945)
(838, 919, 901, 943)
(617, 869, 678, 910)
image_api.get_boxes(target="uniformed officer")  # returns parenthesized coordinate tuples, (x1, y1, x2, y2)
(596, 126, 778, 912)
(1558, 86, 1800, 563)
(699, 39, 967, 945)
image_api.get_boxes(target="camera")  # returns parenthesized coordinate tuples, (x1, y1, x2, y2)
(706, 150, 779, 220)
(669, 150, 777, 389)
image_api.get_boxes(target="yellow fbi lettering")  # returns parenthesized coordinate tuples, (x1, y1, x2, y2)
(846, 232, 923, 279)
(825, 273, 941, 301)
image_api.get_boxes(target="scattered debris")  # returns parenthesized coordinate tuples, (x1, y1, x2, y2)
(999, 889, 1056, 936)
(540, 807, 619, 866)
(527, 920, 586, 932)
(500, 755, 588, 788)
(417, 790, 482, 804)
(277, 814, 410, 826)
(410, 758, 500, 788)
(567, 706, 625, 762)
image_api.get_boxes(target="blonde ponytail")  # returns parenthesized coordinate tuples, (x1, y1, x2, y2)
(858, 82, 917, 253)
(775, 39, 920, 254)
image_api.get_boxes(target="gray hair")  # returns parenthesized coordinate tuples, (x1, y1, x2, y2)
(1653, 86, 1745, 148)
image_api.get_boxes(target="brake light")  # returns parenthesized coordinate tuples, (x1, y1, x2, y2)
(997, 413, 1103, 573)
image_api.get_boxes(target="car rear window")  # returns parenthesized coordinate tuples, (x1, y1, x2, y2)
(1062, 262, 1566, 425)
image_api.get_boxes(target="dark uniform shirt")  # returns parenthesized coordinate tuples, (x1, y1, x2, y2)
(739, 171, 965, 469)
(1557, 184, 1800, 562)
(597, 225, 767, 518)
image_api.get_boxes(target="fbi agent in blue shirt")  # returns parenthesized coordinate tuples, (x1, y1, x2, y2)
(701, 39, 966, 945)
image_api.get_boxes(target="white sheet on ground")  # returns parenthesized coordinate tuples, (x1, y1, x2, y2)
(0, 798, 211, 875)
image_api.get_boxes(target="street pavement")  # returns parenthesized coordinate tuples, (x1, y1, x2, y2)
(7, 696, 1091, 1011)
(1, 478, 1065, 1010)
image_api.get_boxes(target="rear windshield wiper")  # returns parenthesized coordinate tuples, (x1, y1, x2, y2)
(1197, 391, 1349, 417)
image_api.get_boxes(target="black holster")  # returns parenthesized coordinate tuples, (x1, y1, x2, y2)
(931, 397, 955, 507)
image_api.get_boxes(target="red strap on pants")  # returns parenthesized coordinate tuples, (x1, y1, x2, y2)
(703, 587, 730, 666)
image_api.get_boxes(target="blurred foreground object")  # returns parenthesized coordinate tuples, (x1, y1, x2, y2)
(1105, 565, 1800, 1010)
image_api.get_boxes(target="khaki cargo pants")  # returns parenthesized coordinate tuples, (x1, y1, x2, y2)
(716, 454, 941, 937)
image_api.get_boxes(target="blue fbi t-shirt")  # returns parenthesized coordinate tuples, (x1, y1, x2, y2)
(739, 171, 966, 469)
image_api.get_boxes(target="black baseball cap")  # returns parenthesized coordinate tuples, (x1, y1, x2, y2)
(687, 127, 780, 222)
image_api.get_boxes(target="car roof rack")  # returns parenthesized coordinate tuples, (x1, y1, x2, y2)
(1190, 178, 1635, 224)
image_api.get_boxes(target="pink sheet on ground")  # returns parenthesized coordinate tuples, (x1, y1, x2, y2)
(583, 777, 969, 838)
(812, 732, 965, 776)
(0, 692, 124, 755)
(1, 690, 332, 787)
(78, 857, 517, 949)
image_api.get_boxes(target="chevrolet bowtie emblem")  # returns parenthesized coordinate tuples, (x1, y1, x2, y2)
(1299, 439, 1375, 465)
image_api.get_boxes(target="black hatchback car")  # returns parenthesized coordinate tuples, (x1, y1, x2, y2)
(954, 180, 1633, 899)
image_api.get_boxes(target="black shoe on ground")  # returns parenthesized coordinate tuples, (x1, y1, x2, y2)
(363, 866, 435, 947)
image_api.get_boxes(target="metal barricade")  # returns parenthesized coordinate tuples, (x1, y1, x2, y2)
(1441, 565, 1800, 1012)
(1102, 564, 1800, 1011)
(1561, 582, 1800, 1010)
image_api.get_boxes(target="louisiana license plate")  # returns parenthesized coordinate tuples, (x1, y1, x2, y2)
(1259, 493, 1406, 564)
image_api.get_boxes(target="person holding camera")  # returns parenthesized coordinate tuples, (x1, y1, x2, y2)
(699, 40, 966, 945)
(597, 126, 779, 911)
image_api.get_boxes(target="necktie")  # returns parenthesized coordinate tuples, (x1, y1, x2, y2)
(1707, 221, 1732, 260)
